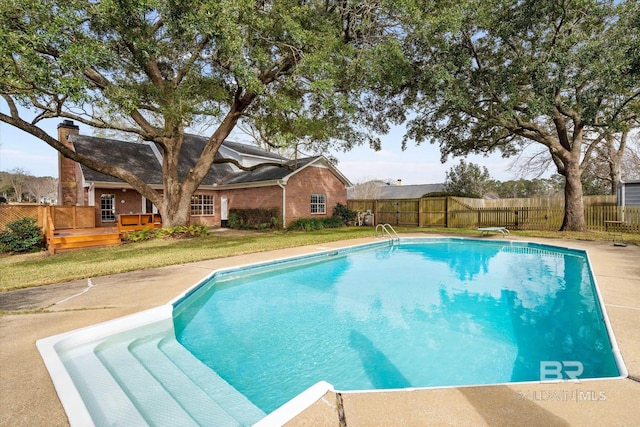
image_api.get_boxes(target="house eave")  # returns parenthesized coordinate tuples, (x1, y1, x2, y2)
(212, 179, 285, 190)
(284, 157, 352, 187)
(84, 181, 163, 191)
(85, 179, 286, 191)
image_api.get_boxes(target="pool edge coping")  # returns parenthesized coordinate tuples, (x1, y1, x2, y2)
(35, 236, 630, 427)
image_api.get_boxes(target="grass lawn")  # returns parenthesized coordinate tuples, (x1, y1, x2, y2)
(1, 226, 638, 292)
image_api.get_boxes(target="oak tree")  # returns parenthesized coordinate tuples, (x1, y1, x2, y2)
(400, 0, 640, 230)
(0, 0, 405, 226)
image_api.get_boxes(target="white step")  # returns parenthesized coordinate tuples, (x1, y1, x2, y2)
(95, 337, 200, 427)
(62, 343, 148, 426)
(158, 337, 266, 425)
(130, 335, 245, 426)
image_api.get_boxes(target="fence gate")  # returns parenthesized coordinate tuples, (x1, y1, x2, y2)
(375, 199, 419, 226)
(420, 197, 448, 227)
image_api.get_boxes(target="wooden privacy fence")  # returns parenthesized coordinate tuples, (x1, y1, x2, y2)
(0, 204, 45, 230)
(376, 199, 420, 226)
(348, 195, 639, 233)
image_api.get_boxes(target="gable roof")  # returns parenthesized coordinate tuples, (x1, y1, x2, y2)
(70, 133, 350, 188)
(71, 135, 164, 185)
(378, 183, 445, 199)
(348, 183, 445, 199)
(171, 134, 237, 185)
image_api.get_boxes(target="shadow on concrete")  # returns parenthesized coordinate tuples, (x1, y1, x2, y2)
(459, 385, 569, 427)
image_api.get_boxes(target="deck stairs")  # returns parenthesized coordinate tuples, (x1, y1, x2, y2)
(46, 213, 163, 253)
(49, 228, 122, 253)
(61, 326, 266, 426)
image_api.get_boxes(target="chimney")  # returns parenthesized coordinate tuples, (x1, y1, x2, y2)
(57, 120, 81, 206)
(396, 179, 402, 186)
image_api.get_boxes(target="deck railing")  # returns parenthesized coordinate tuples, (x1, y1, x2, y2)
(117, 213, 163, 233)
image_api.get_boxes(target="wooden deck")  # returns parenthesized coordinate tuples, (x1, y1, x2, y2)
(49, 227, 122, 253)
(1, 206, 163, 253)
(118, 213, 162, 233)
(47, 214, 163, 253)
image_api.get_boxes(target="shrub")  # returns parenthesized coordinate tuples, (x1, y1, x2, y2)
(332, 203, 357, 225)
(289, 218, 324, 231)
(187, 224, 210, 237)
(323, 216, 345, 228)
(0, 217, 44, 253)
(270, 216, 283, 229)
(227, 212, 241, 229)
(228, 208, 281, 230)
(287, 216, 345, 231)
(122, 224, 209, 242)
(155, 224, 210, 239)
(122, 227, 156, 242)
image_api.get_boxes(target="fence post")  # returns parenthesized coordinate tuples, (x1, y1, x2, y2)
(444, 197, 448, 228)
(374, 200, 378, 226)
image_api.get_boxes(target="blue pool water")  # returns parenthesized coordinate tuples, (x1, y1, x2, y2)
(173, 239, 620, 414)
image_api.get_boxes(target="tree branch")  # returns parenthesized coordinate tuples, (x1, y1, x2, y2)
(173, 35, 211, 88)
(0, 109, 154, 192)
(1, 95, 20, 118)
(580, 131, 606, 171)
(213, 158, 293, 172)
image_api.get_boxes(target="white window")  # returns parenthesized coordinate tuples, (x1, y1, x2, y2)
(310, 194, 326, 214)
(101, 194, 116, 222)
(191, 194, 215, 216)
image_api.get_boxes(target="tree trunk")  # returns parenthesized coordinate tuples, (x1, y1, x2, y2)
(607, 131, 626, 196)
(560, 166, 586, 232)
(609, 162, 621, 196)
(159, 197, 191, 228)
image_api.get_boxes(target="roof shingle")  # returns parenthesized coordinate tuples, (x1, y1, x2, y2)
(70, 133, 322, 187)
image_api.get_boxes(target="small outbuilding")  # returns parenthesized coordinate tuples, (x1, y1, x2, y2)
(618, 181, 640, 207)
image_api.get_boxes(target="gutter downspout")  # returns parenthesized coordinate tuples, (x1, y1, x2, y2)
(277, 180, 286, 229)
(88, 183, 95, 207)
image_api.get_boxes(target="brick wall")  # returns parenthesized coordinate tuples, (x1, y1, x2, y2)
(222, 186, 282, 226)
(88, 165, 347, 228)
(285, 164, 347, 222)
(222, 164, 347, 227)
(57, 121, 83, 206)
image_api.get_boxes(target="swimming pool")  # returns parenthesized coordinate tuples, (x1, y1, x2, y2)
(38, 238, 627, 426)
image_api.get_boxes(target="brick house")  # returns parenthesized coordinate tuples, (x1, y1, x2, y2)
(57, 120, 352, 228)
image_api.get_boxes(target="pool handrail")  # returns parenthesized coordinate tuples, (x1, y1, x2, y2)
(376, 223, 400, 244)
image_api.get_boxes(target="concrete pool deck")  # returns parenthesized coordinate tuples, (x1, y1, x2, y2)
(1, 234, 639, 426)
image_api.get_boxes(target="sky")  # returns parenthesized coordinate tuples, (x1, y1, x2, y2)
(0, 112, 524, 186)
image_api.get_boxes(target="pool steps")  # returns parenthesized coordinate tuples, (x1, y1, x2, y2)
(63, 344, 148, 426)
(61, 328, 265, 426)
